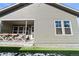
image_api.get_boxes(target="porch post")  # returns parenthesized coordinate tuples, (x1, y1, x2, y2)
(25, 20, 27, 35)
(0, 20, 2, 33)
(24, 20, 27, 42)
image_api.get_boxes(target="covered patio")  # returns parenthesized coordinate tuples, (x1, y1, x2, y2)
(0, 20, 34, 46)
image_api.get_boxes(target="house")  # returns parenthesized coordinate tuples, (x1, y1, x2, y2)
(0, 3, 79, 48)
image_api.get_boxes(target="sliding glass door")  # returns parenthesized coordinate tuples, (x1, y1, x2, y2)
(12, 25, 34, 34)
(12, 26, 25, 34)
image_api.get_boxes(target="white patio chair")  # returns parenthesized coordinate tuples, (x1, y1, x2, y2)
(25, 35, 34, 42)
(25, 35, 30, 41)
(29, 35, 34, 40)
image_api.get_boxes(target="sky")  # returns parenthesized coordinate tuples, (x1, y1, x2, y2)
(0, 3, 15, 9)
(0, 3, 79, 11)
(63, 3, 79, 11)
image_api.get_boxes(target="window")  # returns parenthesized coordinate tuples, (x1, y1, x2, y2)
(13, 26, 18, 33)
(12, 25, 34, 34)
(55, 21, 62, 34)
(64, 21, 71, 34)
(55, 20, 72, 35)
(12, 26, 25, 34)
(19, 26, 24, 33)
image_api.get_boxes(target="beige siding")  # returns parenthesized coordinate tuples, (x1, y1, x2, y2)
(0, 4, 79, 48)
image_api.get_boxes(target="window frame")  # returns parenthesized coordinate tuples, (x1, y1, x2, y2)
(63, 20, 73, 36)
(54, 20, 73, 36)
(12, 25, 25, 34)
(54, 20, 63, 35)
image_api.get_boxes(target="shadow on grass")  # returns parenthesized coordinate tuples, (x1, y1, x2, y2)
(0, 47, 21, 52)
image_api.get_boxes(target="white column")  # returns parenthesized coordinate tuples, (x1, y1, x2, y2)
(25, 20, 27, 35)
(24, 20, 27, 42)
(0, 21, 2, 33)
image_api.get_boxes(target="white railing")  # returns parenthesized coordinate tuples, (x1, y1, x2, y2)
(0, 33, 34, 42)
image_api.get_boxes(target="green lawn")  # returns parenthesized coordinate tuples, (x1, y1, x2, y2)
(19, 47, 79, 56)
(1, 46, 79, 52)
(1, 47, 79, 55)
(0, 46, 79, 51)
(20, 47, 79, 51)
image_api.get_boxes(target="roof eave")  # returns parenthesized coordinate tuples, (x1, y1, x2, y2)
(0, 3, 32, 17)
(46, 3, 79, 17)
(0, 3, 79, 17)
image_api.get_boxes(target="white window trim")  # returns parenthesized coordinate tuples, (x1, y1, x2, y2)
(12, 26, 25, 34)
(54, 20, 73, 36)
(54, 20, 63, 36)
(63, 20, 73, 36)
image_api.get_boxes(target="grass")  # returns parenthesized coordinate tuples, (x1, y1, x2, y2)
(19, 47, 79, 56)
(1, 46, 79, 52)
(20, 47, 79, 51)
(1, 47, 79, 55)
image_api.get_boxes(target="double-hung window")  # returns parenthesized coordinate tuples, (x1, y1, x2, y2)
(55, 20, 72, 35)
(64, 21, 71, 34)
(55, 21, 62, 34)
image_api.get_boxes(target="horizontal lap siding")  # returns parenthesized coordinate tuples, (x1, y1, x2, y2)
(0, 4, 79, 48)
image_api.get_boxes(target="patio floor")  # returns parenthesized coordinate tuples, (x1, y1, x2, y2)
(0, 39, 34, 47)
